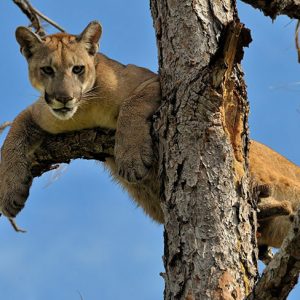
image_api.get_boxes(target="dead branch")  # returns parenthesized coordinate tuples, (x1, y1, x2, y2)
(248, 210, 300, 300)
(239, 1, 300, 296)
(31, 127, 115, 178)
(13, 0, 45, 36)
(241, 0, 300, 20)
(27, 4, 65, 33)
(1, 126, 115, 234)
(296, 20, 300, 62)
(242, 0, 300, 62)
(12, 0, 65, 36)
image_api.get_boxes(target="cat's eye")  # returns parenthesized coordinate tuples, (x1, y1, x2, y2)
(40, 66, 55, 76)
(72, 65, 85, 75)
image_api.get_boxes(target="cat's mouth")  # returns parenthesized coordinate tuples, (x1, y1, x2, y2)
(49, 106, 78, 120)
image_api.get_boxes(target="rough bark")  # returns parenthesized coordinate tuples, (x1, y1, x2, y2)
(30, 128, 115, 177)
(150, 1, 256, 299)
(248, 211, 300, 300)
(241, 0, 300, 19)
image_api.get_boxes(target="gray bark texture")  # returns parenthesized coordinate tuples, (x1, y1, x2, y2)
(150, 1, 256, 299)
(29, 128, 115, 177)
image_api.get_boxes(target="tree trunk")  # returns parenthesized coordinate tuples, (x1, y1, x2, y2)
(150, 1, 257, 299)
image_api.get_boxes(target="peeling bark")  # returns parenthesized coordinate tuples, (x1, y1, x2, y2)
(150, 1, 256, 299)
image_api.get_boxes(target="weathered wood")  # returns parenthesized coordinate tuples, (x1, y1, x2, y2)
(13, 0, 46, 36)
(150, 1, 256, 299)
(248, 209, 300, 300)
(30, 128, 115, 177)
(12, 0, 65, 35)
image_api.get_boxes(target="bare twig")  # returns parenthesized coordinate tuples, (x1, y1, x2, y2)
(77, 291, 84, 300)
(28, 4, 66, 33)
(296, 20, 300, 62)
(13, 0, 45, 36)
(12, 0, 65, 36)
(0, 122, 11, 136)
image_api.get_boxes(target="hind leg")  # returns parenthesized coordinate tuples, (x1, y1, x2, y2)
(254, 184, 293, 263)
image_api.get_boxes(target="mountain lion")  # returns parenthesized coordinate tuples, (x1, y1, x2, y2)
(0, 21, 299, 251)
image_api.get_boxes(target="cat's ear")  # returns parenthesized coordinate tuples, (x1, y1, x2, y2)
(15, 27, 43, 59)
(77, 21, 102, 55)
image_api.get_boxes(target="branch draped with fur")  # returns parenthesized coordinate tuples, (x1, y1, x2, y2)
(31, 128, 115, 177)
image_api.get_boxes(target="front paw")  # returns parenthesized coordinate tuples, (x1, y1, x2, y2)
(257, 198, 293, 221)
(0, 172, 32, 218)
(115, 138, 154, 182)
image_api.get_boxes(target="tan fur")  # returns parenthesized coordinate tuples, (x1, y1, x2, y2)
(249, 141, 300, 248)
(0, 22, 299, 249)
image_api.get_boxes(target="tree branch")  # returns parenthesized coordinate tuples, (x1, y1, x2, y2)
(0, 126, 115, 232)
(13, 0, 45, 36)
(241, 0, 300, 19)
(248, 210, 300, 300)
(12, 0, 65, 36)
(30, 127, 115, 178)
(240, 1, 300, 297)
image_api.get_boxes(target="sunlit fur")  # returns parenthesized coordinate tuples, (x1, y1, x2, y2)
(2, 22, 299, 251)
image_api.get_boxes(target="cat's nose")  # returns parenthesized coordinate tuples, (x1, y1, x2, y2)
(56, 95, 74, 104)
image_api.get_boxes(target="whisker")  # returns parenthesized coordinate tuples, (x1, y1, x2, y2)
(83, 85, 100, 95)
(82, 93, 98, 98)
(83, 90, 99, 96)
(81, 95, 101, 100)
(80, 98, 100, 103)
(81, 92, 97, 97)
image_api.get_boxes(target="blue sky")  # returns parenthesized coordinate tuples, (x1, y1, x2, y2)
(0, 1, 300, 299)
